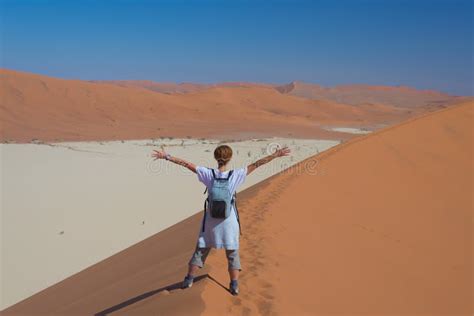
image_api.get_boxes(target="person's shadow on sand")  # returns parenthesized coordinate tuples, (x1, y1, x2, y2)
(94, 274, 228, 315)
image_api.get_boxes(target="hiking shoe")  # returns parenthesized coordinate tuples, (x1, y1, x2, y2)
(229, 280, 239, 296)
(182, 275, 194, 289)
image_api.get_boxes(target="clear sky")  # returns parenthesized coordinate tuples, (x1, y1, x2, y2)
(1, 0, 472, 95)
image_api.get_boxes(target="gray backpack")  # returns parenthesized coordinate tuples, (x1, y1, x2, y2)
(202, 169, 242, 235)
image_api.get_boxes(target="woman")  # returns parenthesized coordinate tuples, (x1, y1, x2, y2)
(152, 144, 290, 295)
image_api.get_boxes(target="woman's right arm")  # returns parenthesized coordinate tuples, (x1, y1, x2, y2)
(152, 149, 197, 173)
(247, 146, 291, 175)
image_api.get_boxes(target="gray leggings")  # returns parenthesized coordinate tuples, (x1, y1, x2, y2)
(188, 246, 241, 271)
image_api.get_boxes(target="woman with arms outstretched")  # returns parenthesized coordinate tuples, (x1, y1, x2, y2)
(152, 144, 290, 296)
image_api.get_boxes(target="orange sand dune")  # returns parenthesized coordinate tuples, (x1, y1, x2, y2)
(202, 101, 473, 315)
(276, 81, 466, 108)
(3, 101, 472, 315)
(1, 69, 427, 143)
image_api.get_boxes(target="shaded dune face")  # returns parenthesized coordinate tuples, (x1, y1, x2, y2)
(3, 102, 472, 315)
(1, 69, 462, 143)
(0, 212, 210, 316)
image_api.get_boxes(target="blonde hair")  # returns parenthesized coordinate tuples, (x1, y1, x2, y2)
(214, 145, 233, 166)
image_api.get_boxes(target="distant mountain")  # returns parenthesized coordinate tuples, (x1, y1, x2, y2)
(275, 81, 464, 108)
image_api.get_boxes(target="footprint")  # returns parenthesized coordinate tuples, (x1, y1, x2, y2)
(258, 280, 272, 288)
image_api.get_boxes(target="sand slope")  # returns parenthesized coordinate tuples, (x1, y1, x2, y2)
(3, 101, 471, 315)
(202, 100, 473, 315)
(1, 69, 429, 143)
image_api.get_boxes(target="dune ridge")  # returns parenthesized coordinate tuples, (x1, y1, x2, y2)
(2, 101, 472, 315)
(90, 80, 274, 95)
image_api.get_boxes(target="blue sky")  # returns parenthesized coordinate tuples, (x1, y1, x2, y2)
(1, 0, 472, 95)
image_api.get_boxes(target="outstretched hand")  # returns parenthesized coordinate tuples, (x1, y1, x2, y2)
(151, 149, 197, 173)
(272, 146, 291, 157)
(247, 145, 291, 175)
(152, 149, 167, 160)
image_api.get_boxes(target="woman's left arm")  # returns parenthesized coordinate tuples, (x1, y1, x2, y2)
(152, 149, 197, 173)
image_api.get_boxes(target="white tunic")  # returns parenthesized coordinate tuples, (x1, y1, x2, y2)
(195, 166, 247, 250)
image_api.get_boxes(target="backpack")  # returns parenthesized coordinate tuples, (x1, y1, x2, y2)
(202, 168, 242, 235)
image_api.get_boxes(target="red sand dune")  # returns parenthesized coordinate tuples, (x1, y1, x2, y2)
(275, 81, 465, 108)
(0, 69, 446, 143)
(3, 101, 472, 315)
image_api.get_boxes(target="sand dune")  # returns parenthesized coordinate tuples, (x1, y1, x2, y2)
(3, 101, 471, 315)
(201, 101, 473, 315)
(275, 80, 465, 108)
(94, 79, 465, 111)
(1, 69, 437, 143)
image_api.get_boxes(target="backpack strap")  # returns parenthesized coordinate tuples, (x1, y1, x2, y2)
(232, 192, 242, 236)
(211, 169, 233, 180)
(202, 197, 208, 233)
